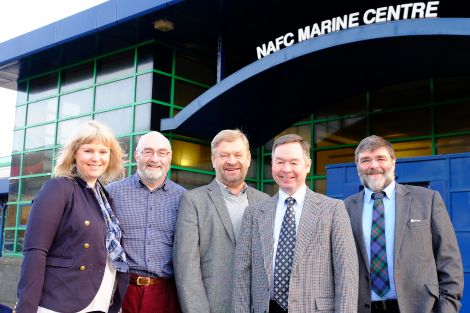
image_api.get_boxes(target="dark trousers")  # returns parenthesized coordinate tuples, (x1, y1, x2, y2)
(269, 300, 287, 313)
(371, 300, 400, 313)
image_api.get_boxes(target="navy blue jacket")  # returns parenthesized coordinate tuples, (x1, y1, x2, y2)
(16, 177, 129, 313)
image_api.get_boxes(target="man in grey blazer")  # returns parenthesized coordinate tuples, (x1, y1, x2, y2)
(345, 135, 463, 313)
(232, 134, 358, 313)
(173, 129, 268, 313)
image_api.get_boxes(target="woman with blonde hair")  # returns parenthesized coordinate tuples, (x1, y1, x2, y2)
(16, 120, 129, 313)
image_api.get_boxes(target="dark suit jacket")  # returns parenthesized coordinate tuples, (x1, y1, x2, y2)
(16, 177, 129, 313)
(345, 183, 463, 313)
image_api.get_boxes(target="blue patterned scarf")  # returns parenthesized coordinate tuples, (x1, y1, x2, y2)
(93, 183, 129, 273)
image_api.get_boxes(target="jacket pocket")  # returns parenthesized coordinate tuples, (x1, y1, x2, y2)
(315, 297, 335, 310)
(425, 283, 440, 299)
(46, 256, 73, 268)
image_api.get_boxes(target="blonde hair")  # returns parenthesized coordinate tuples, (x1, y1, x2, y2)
(211, 129, 250, 156)
(53, 120, 125, 182)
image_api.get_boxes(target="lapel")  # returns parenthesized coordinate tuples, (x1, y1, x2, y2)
(393, 183, 411, 266)
(291, 189, 322, 271)
(207, 179, 236, 244)
(258, 194, 278, 289)
(348, 191, 370, 271)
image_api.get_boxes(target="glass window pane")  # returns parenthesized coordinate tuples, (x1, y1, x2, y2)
(171, 140, 212, 171)
(25, 124, 55, 150)
(17, 82, 27, 104)
(20, 176, 50, 202)
(57, 116, 91, 146)
(315, 94, 366, 120)
(8, 179, 19, 202)
(170, 169, 213, 190)
(435, 76, 470, 103)
(154, 45, 173, 73)
(264, 125, 311, 152)
(246, 154, 258, 179)
(314, 179, 326, 194)
(16, 230, 25, 253)
(393, 140, 432, 158)
(5, 206, 17, 228)
(435, 101, 470, 134)
(22, 150, 53, 175)
(263, 182, 278, 196)
(61, 62, 94, 92)
(10, 154, 21, 177)
(174, 80, 206, 107)
(15, 105, 26, 128)
(153, 74, 171, 103)
(436, 135, 470, 154)
(315, 117, 366, 148)
(134, 103, 151, 132)
(27, 98, 57, 125)
(94, 107, 132, 136)
(137, 44, 155, 72)
(13, 129, 24, 153)
(59, 89, 93, 118)
(150, 104, 170, 130)
(175, 52, 215, 85)
(95, 78, 134, 111)
(19, 205, 31, 226)
(117, 136, 130, 162)
(370, 80, 430, 110)
(315, 148, 355, 175)
(3, 230, 15, 253)
(264, 156, 272, 180)
(370, 108, 431, 140)
(29, 73, 58, 101)
(96, 50, 134, 83)
(136, 73, 152, 102)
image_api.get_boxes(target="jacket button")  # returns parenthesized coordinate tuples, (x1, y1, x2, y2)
(79, 265, 86, 271)
(84, 220, 91, 226)
(364, 304, 370, 309)
(83, 243, 90, 249)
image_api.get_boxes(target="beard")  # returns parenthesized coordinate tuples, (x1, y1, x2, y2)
(138, 163, 164, 183)
(359, 165, 395, 192)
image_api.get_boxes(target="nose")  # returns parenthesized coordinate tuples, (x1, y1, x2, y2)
(227, 155, 237, 163)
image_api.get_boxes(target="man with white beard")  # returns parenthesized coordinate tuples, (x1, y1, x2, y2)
(107, 131, 186, 313)
(345, 135, 463, 313)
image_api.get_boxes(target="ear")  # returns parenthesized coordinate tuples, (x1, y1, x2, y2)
(211, 154, 216, 168)
(306, 158, 312, 173)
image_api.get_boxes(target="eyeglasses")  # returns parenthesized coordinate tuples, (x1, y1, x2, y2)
(140, 149, 171, 158)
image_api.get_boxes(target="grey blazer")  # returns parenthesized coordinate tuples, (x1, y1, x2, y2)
(173, 179, 268, 313)
(345, 183, 464, 313)
(232, 188, 358, 313)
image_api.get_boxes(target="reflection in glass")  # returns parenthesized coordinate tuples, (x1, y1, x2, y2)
(17, 82, 27, 105)
(171, 140, 212, 171)
(8, 179, 19, 202)
(153, 74, 171, 103)
(3, 230, 15, 253)
(171, 169, 213, 190)
(264, 125, 311, 152)
(175, 52, 215, 85)
(136, 73, 153, 102)
(22, 150, 53, 175)
(20, 176, 50, 202)
(435, 102, 470, 134)
(10, 154, 21, 177)
(5, 206, 17, 228)
(150, 104, 170, 130)
(19, 205, 32, 226)
(25, 124, 55, 150)
(434, 76, 470, 103)
(370, 108, 431, 140)
(117, 136, 130, 162)
(316, 148, 355, 175)
(29, 73, 58, 101)
(134, 103, 151, 132)
(314, 179, 326, 194)
(370, 80, 429, 110)
(263, 183, 278, 196)
(16, 230, 25, 253)
(59, 89, 93, 118)
(61, 62, 94, 92)
(436, 135, 470, 154)
(57, 117, 90, 145)
(27, 98, 57, 125)
(97, 50, 134, 83)
(15, 105, 26, 128)
(12, 130, 24, 153)
(137, 44, 154, 72)
(314, 94, 365, 120)
(95, 107, 132, 136)
(315, 117, 366, 148)
(392, 140, 432, 158)
(95, 78, 134, 111)
(174, 80, 206, 107)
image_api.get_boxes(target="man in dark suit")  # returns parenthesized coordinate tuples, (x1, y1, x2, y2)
(345, 135, 464, 313)
(173, 129, 268, 313)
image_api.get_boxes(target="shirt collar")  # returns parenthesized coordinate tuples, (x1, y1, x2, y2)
(278, 184, 307, 208)
(364, 180, 396, 202)
(215, 179, 248, 196)
(132, 173, 167, 191)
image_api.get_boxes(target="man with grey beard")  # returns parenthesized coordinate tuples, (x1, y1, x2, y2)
(107, 131, 186, 313)
(344, 135, 463, 313)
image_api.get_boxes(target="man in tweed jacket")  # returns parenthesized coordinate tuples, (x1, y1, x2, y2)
(232, 134, 358, 313)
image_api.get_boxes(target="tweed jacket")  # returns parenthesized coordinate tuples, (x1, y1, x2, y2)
(16, 177, 129, 313)
(173, 179, 269, 313)
(345, 183, 464, 313)
(232, 188, 358, 313)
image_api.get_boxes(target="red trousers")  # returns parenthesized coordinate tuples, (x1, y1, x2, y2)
(122, 277, 181, 313)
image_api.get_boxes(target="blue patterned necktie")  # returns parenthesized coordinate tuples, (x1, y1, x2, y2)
(370, 191, 390, 297)
(273, 197, 296, 310)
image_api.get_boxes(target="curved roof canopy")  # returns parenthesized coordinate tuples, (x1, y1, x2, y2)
(161, 18, 470, 147)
